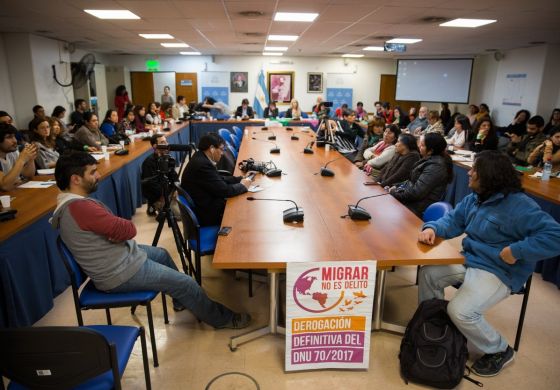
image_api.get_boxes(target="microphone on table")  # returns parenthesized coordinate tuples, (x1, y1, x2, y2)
(251, 137, 280, 153)
(304, 141, 315, 154)
(319, 156, 345, 177)
(254, 131, 276, 140)
(246, 196, 304, 223)
(347, 192, 391, 220)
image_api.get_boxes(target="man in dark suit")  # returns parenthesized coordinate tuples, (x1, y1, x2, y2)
(181, 133, 252, 226)
(234, 98, 255, 119)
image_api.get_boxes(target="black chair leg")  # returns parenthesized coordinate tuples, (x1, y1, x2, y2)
(105, 308, 112, 325)
(415, 265, 421, 285)
(248, 270, 253, 298)
(145, 302, 159, 367)
(514, 275, 533, 352)
(139, 327, 152, 390)
(162, 294, 169, 324)
(195, 253, 202, 285)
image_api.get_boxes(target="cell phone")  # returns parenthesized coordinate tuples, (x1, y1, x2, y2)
(218, 226, 232, 236)
(247, 172, 256, 181)
(363, 182, 377, 186)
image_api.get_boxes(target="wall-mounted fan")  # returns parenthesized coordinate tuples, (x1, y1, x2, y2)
(52, 53, 96, 88)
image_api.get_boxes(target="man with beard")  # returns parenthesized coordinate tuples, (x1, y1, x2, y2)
(0, 123, 37, 191)
(50, 152, 251, 329)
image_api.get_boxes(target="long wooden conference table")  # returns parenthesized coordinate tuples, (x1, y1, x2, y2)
(213, 126, 464, 350)
(0, 122, 189, 328)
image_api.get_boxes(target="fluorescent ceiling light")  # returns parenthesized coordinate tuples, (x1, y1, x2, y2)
(84, 9, 140, 20)
(274, 12, 318, 22)
(363, 46, 384, 51)
(440, 18, 497, 28)
(342, 54, 364, 58)
(139, 34, 174, 39)
(161, 43, 189, 48)
(263, 52, 283, 56)
(180, 52, 201, 55)
(386, 38, 422, 44)
(265, 46, 288, 51)
(268, 34, 299, 41)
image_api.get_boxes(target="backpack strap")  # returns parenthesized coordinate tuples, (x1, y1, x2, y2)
(463, 366, 484, 387)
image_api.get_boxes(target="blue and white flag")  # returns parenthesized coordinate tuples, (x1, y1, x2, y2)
(253, 70, 269, 118)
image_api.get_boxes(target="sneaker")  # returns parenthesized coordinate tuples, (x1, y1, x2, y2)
(471, 345, 515, 377)
(217, 313, 252, 330)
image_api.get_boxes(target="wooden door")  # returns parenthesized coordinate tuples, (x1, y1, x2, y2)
(130, 72, 154, 109)
(175, 73, 198, 105)
(379, 74, 418, 115)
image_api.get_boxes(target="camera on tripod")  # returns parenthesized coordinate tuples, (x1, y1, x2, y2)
(238, 158, 267, 173)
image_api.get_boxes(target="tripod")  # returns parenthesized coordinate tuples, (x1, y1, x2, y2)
(151, 157, 194, 279)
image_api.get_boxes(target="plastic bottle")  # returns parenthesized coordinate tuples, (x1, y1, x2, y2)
(542, 159, 552, 181)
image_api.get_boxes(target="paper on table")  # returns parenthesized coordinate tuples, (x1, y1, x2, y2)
(91, 154, 105, 161)
(248, 185, 264, 193)
(19, 181, 56, 189)
(37, 168, 55, 175)
(454, 149, 473, 156)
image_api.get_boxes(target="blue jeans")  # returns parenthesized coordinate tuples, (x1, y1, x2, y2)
(418, 265, 511, 354)
(108, 245, 233, 328)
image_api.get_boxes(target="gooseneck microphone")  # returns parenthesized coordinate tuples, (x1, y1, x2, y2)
(304, 141, 315, 154)
(347, 192, 391, 220)
(252, 131, 276, 140)
(251, 137, 280, 154)
(320, 156, 345, 177)
(246, 196, 304, 223)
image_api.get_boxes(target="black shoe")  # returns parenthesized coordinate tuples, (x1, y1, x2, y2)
(173, 304, 186, 312)
(471, 345, 515, 377)
(216, 313, 251, 329)
(147, 204, 156, 216)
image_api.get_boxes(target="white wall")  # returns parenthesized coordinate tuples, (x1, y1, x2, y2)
(101, 54, 396, 113)
(0, 35, 15, 119)
(538, 45, 560, 118)
(29, 34, 74, 120)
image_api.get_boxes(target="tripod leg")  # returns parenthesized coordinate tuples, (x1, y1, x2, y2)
(167, 213, 194, 276)
(151, 213, 166, 247)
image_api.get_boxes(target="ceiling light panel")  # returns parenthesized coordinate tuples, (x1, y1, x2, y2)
(161, 43, 189, 48)
(180, 52, 201, 55)
(342, 54, 364, 58)
(84, 10, 140, 20)
(263, 52, 283, 56)
(268, 35, 299, 41)
(265, 46, 288, 51)
(363, 46, 384, 51)
(386, 38, 422, 44)
(274, 12, 318, 22)
(139, 34, 174, 39)
(440, 18, 497, 28)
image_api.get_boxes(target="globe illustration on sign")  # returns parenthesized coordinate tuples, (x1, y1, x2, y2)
(293, 268, 344, 313)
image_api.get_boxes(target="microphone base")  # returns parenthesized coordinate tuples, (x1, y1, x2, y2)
(316, 140, 326, 147)
(283, 207, 304, 223)
(304, 148, 314, 154)
(268, 136, 277, 140)
(270, 148, 280, 154)
(320, 167, 335, 177)
(291, 135, 299, 140)
(348, 205, 372, 220)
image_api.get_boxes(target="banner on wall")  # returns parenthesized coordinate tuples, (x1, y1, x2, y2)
(326, 88, 353, 111)
(502, 73, 527, 106)
(253, 70, 269, 118)
(201, 87, 229, 105)
(286, 261, 376, 371)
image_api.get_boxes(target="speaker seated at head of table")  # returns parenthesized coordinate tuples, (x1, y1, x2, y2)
(180, 133, 254, 227)
(283, 99, 308, 120)
(389, 132, 453, 218)
(235, 98, 255, 120)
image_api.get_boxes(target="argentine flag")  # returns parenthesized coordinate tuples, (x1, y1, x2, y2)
(253, 70, 269, 118)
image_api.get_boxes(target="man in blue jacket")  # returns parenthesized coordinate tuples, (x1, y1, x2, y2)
(417, 150, 560, 377)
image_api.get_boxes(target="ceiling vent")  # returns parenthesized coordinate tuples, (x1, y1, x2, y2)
(419, 16, 449, 23)
(242, 32, 265, 37)
(239, 11, 265, 17)
(370, 35, 393, 41)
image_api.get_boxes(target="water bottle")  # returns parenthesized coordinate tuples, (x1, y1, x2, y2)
(542, 159, 552, 181)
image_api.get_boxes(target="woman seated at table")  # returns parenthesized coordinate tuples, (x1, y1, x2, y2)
(74, 112, 108, 150)
(285, 99, 302, 120)
(445, 114, 471, 148)
(48, 117, 74, 155)
(500, 109, 531, 137)
(528, 127, 560, 172)
(354, 117, 385, 168)
(362, 125, 401, 175)
(133, 105, 147, 133)
(235, 98, 255, 119)
(30, 117, 59, 169)
(390, 133, 453, 217)
(469, 116, 498, 152)
(391, 106, 409, 129)
(417, 110, 444, 136)
(117, 109, 136, 135)
(100, 109, 129, 144)
(146, 102, 163, 125)
(373, 133, 421, 187)
(264, 101, 279, 119)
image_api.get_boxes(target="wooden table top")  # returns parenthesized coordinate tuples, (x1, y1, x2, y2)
(0, 123, 188, 242)
(213, 126, 463, 270)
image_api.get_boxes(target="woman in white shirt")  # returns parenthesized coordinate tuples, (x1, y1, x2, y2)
(363, 125, 401, 174)
(446, 114, 471, 148)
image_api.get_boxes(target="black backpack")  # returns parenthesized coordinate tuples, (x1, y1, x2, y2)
(399, 298, 481, 389)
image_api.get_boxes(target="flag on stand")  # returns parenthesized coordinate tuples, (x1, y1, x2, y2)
(253, 70, 269, 118)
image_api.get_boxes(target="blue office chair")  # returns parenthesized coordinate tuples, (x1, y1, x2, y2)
(232, 126, 243, 140)
(230, 132, 241, 150)
(301, 112, 309, 118)
(177, 195, 220, 286)
(57, 238, 168, 367)
(279, 111, 286, 118)
(218, 128, 234, 146)
(0, 325, 151, 390)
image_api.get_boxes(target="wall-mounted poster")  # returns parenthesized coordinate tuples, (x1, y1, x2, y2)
(230, 72, 248, 93)
(268, 71, 294, 104)
(308, 72, 323, 93)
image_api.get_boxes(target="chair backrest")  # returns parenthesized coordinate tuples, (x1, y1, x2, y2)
(301, 112, 309, 118)
(226, 141, 238, 158)
(232, 126, 243, 139)
(175, 184, 196, 210)
(279, 111, 286, 118)
(218, 128, 234, 145)
(422, 201, 453, 222)
(0, 327, 116, 390)
(177, 194, 201, 243)
(57, 237, 87, 288)
(230, 132, 241, 149)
